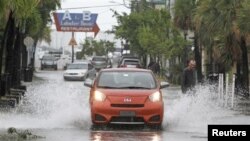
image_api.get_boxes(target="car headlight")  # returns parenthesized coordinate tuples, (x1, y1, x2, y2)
(149, 91, 161, 102)
(94, 91, 106, 101)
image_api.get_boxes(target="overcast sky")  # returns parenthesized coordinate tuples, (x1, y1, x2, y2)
(59, 0, 131, 31)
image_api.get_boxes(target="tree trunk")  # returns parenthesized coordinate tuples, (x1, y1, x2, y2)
(194, 31, 202, 82)
(183, 32, 188, 68)
(240, 36, 249, 98)
(22, 40, 28, 71)
(32, 39, 38, 70)
(6, 16, 16, 89)
(0, 11, 12, 74)
(5, 14, 16, 75)
(12, 27, 21, 87)
(236, 61, 242, 96)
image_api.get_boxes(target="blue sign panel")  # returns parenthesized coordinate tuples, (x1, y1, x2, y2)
(55, 12, 98, 27)
(53, 11, 99, 33)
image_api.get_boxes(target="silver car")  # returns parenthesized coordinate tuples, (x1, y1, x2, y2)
(63, 61, 93, 81)
(91, 56, 108, 69)
(40, 55, 57, 70)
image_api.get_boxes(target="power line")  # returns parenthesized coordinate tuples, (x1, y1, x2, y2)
(59, 4, 125, 10)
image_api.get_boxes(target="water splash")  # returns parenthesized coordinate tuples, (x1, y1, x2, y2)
(1, 71, 249, 134)
(163, 84, 237, 134)
(0, 71, 91, 130)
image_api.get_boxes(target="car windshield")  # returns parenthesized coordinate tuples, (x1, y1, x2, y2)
(92, 57, 106, 61)
(124, 60, 140, 65)
(97, 71, 156, 89)
(42, 56, 55, 60)
(67, 64, 88, 69)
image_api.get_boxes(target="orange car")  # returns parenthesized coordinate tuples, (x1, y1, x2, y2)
(84, 68, 169, 127)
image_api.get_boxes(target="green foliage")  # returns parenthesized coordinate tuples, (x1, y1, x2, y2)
(0, 0, 60, 42)
(79, 39, 115, 58)
(195, 0, 245, 63)
(9, 0, 40, 24)
(173, 0, 196, 30)
(114, 9, 187, 60)
(237, 1, 250, 35)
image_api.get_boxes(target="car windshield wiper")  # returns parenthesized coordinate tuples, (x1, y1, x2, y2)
(117, 86, 151, 89)
(98, 86, 121, 89)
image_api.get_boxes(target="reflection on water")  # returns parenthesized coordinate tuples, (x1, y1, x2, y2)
(90, 131, 162, 141)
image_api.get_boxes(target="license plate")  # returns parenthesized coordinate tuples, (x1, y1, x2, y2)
(127, 65, 136, 68)
(119, 111, 136, 117)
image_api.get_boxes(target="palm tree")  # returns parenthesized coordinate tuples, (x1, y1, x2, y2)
(0, 0, 8, 74)
(195, 0, 249, 97)
(0, 0, 60, 92)
(237, 0, 250, 97)
(4, 0, 41, 87)
(30, 0, 61, 69)
(173, 0, 203, 83)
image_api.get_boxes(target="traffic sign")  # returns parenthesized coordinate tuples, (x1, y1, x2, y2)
(24, 36, 34, 47)
(68, 37, 77, 46)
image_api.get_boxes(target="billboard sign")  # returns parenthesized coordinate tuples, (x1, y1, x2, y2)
(53, 10, 100, 36)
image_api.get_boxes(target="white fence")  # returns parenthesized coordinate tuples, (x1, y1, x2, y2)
(217, 73, 236, 109)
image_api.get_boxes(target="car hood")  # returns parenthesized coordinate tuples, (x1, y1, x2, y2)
(98, 89, 157, 104)
(42, 60, 55, 64)
(64, 69, 87, 74)
(92, 61, 106, 64)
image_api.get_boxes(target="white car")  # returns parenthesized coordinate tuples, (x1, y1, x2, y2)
(63, 61, 93, 81)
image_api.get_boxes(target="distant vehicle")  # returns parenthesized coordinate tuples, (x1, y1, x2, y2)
(84, 68, 169, 128)
(118, 55, 139, 67)
(40, 55, 57, 70)
(118, 58, 142, 68)
(63, 61, 93, 81)
(91, 56, 108, 69)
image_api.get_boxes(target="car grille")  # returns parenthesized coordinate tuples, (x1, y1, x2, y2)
(69, 73, 78, 75)
(111, 104, 144, 108)
(110, 117, 144, 123)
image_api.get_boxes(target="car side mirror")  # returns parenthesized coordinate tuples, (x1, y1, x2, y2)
(160, 81, 169, 89)
(84, 78, 93, 88)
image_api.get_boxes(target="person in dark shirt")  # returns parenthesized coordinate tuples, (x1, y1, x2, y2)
(181, 59, 196, 94)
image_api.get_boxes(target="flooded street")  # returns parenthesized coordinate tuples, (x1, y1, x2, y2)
(1, 70, 250, 141)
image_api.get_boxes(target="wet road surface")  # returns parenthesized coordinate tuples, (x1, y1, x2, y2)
(1, 70, 250, 141)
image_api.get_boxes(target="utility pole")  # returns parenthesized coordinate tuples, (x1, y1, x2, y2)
(72, 32, 75, 63)
(68, 32, 77, 63)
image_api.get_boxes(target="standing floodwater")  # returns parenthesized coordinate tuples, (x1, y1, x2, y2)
(1, 71, 250, 141)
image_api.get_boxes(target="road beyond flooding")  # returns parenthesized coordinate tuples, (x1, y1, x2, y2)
(1, 70, 250, 141)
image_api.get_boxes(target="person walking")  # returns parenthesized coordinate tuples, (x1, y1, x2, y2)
(181, 59, 196, 94)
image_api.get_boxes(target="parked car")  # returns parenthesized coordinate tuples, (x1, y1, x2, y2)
(91, 56, 108, 69)
(118, 58, 142, 68)
(40, 55, 58, 70)
(84, 68, 169, 128)
(63, 61, 93, 81)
